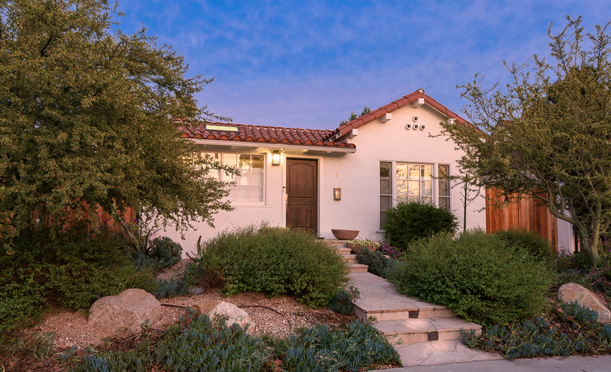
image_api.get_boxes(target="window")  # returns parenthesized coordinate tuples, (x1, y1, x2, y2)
(203, 152, 265, 203)
(380, 162, 392, 226)
(438, 165, 450, 210)
(379, 162, 450, 227)
(396, 164, 432, 204)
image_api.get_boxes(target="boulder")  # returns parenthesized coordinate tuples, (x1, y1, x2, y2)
(558, 283, 611, 324)
(192, 300, 255, 332)
(88, 288, 162, 337)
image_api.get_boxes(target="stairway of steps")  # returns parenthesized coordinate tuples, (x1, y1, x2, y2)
(326, 239, 500, 365)
(350, 272, 482, 345)
(327, 239, 500, 366)
(327, 239, 368, 273)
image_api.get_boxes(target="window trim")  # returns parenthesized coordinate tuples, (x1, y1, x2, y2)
(202, 151, 267, 205)
(379, 161, 451, 228)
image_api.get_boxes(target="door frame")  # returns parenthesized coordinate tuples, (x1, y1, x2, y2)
(284, 157, 320, 233)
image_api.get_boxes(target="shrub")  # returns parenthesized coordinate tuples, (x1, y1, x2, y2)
(387, 230, 553, 325)
(382, 201, 457, 250)
(356, 248, 397, 278)
(132, 236, 183, 272)
(0, 228, 157, 332)
(192, 225, 349, 308)
(329, 286, 360, 314)
(378, 240, 402, 259)
(151, 277, 190, 299)
(494, 229, 555, 262)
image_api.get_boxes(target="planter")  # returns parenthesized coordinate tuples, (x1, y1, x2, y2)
(331, 229, 359, 240)
(348, 242, 379, 254)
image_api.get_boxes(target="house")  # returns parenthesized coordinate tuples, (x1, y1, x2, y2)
(161, 89, 575, 255)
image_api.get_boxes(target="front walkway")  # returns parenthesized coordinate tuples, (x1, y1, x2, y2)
(349, 272, 504, 367)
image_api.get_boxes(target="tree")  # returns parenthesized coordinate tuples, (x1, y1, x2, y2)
(339, 105, 370, 126)
(0, 0, 235, 250)
(447, 167, 481, 233)
(440, 16, 611, 265)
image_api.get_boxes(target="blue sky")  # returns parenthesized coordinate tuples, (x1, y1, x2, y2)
(115, 1, 610, 130)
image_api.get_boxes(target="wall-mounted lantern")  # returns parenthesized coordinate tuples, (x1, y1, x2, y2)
(333, 187, 341, 201)
(271, 150, 281, 166)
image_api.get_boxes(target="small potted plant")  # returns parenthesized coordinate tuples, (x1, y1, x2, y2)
(346, 240, 380, 254)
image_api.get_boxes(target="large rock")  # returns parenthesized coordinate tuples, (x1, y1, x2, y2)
(192, 300, 255, 332)
(88, 288, 162, 337)
(558, 283, 611, 324)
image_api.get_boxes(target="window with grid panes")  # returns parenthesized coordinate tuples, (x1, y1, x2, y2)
(380, 162, 392, 226)
(380, 162, 448, 227)
(397, 163, 433, 204)
(438, 165, 451, 210)
(202, 152, 264, 203)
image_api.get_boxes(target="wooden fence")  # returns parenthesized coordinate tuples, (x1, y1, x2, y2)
(485, 188, 558, 252)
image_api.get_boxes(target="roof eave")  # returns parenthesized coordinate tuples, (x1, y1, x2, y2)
(189, 138, 356, 154)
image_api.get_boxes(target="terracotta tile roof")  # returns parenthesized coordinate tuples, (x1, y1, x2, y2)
(177, 89, 466, 148)
(328, 89, 469, 138)
(178, 121, 356, 149)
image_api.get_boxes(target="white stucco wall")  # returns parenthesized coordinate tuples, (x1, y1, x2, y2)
(159, 101, 487, 256)
(557, 218, 575, 254)
(317, 103, 486, 241)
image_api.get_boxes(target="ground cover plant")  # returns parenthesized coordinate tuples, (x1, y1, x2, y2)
(387, 230, 553, 325)
(63, 309, 401, 372)
(461, 301, 611, 359)
(383, 201, 457, 251)
(188, 225, 349, 308)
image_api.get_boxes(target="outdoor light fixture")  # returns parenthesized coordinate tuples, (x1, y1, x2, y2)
(272, 150, 281, 166)
(333, 187, 341, 201)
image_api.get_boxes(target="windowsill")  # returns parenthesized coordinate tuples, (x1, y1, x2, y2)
(231, 203, 270, 208)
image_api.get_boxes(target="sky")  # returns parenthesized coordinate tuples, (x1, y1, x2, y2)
(115, 0, 611, 130)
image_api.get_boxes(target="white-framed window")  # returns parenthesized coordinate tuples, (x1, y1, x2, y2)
(379, 162, 451, 226)
(438, 165, 451, 211)
(203, 152, 265, 203)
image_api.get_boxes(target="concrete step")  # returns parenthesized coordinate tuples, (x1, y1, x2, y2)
(342, 254, 358, 264)
(373, 317, 482, 345)
(326, 239, 348, 248)
(335, 247, 351, 255)
(393, 339, 504, 366)
(350, 273, 456, 322)
(354, 303, 456, 322)
(349, 263, 368, 273)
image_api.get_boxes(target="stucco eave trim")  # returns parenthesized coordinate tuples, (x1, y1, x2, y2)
(190, 139, 357, 154)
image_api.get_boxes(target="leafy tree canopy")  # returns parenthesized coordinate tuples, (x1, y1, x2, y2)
(339, 105, 370, 126)
(0, 0, 235, 250)
(441, 16, 611, 264)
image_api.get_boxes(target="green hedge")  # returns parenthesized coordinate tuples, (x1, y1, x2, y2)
(494, 229, 555, 262)
(387, 230, 553, 325)
(383, 201, 457, 250)
(191, 225, 349, 308)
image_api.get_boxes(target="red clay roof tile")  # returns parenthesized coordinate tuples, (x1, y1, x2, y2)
(329, 90, 468, 138)
(177, 90, 466, 148)
(177, 121, 355, 149)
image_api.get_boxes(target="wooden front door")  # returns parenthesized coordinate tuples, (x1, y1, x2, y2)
(286, 159, 318, 232)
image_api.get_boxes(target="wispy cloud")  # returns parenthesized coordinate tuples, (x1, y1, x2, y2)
(116, 0, 611, 129)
